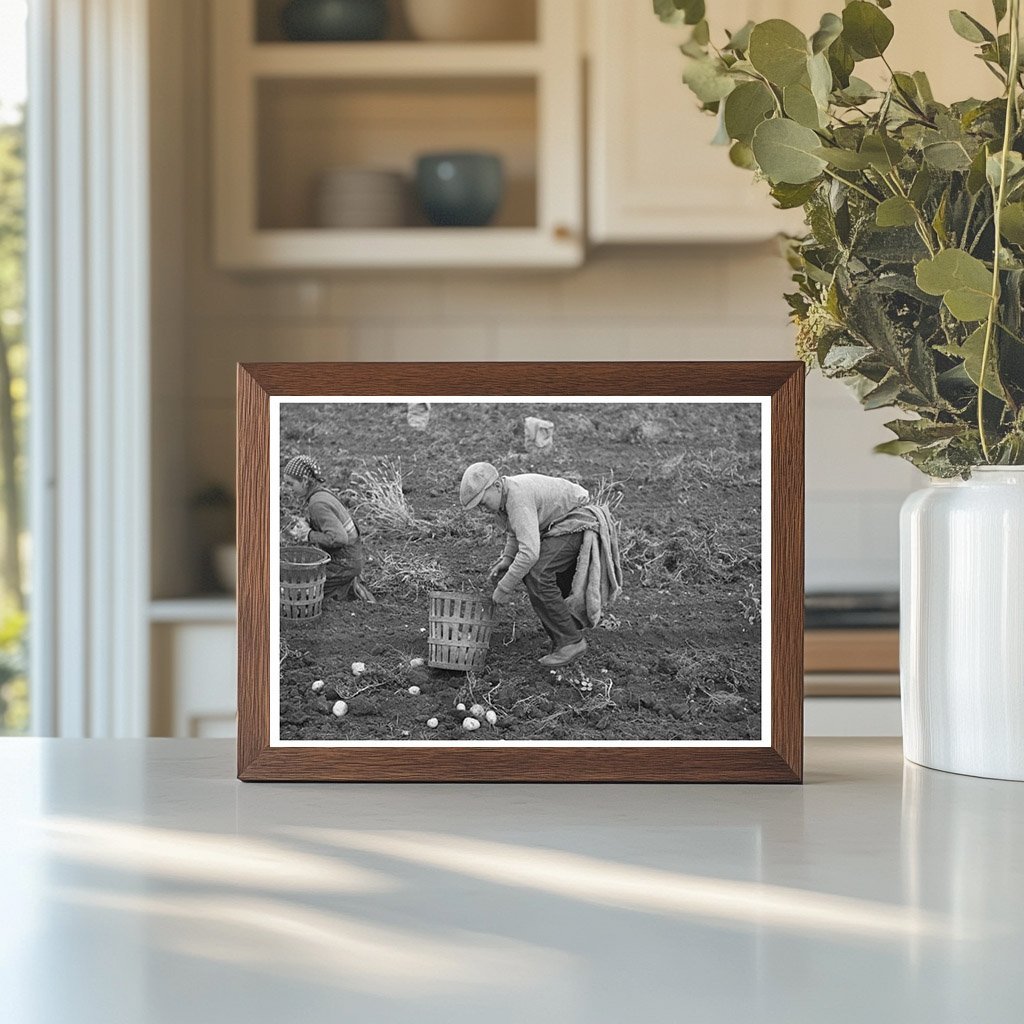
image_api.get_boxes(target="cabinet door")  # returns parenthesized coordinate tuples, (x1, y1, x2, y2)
(212, 0, 584, 269)
(152, 622, 237, 738)
(588, 0, 805, 242)
(588, 0, 1001, 245)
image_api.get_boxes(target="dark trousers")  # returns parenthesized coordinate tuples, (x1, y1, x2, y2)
(522, 532, 584, 649)
(323, 538, 365, 600)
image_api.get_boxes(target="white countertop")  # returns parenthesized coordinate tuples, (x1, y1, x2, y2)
(0, 738, 1020, 1023)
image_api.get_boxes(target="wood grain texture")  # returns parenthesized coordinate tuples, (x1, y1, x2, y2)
(237, 365, 270, 778)
(236, 362, 805, 783)
(770, 365, 804, 782)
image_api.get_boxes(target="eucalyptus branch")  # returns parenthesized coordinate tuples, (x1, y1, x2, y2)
(981, 57, 1010, 87)
(822, 167, 880, 205)
(749, 68, 784, 117)
(884, 170, 939, 255)
(881, 55, 930, 121)
(969, 213, 994, 253)
(665, 2, 1024, 473)
(961, 191, 980, 249)
(997, 319, 1024, 345)
(978, 0, 1021, 461)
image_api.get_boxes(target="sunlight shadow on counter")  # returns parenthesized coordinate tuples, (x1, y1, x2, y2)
(289, 826, 971, 943)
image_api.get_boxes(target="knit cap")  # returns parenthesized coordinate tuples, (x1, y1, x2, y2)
(283, 455, 323, 481)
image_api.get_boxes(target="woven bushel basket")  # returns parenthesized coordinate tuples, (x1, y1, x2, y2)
(280, 545, 332, 621)
(428, 591, 494, 672)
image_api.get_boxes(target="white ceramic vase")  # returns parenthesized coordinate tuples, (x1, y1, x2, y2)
(900, 467, 1024, 781)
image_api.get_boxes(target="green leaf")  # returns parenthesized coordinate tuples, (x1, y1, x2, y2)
(986, 150, 1024, 191)
(993, 0, 1008, 24)
(808, 51, 833, 110)
(684, 1, 706, 27)
(891, 72, 919, 103)
(862, 374, 903, 409)
(723, 81, 775, 144)
(822, 342, 873, 372)
(922, 140, 973, 171)
(836, 76, 879, 104)
(751, 118, 828, 184)
(908, 333, 941, 403)
(885, 418, 964, 443)
(814, 146, 872, 170)
(876, 197, 918, 228)
(784, 80, 824, 129)
(691, 19, 710, 45)
(860, 133, 904, 173)
(967, 144, 991, 194)
(653, 0, 681, 23)
(729, 140, 757, 170)
(940, 325, 1006, 398)
(948, 10, 994, 44)
(827, 36, 856, 89)
(1000, 203, 1024, 245)
(724, 20, 755, 53)
(770, 180, 820, 209)
(842, 1, 895, 59)
(807, 190, 841, 248)
(810, 12, 843, 54)
(979, 32, 1015, 75)
(874, 439, 922, 455)
(909, 164, 933, 205)
(913, 71, 935, 104)
(932, 190, 950, 247)
(682, 57, 736, 104)
(748, 20, 809, 87)
(915, 249, 994, 321)
(653, 0, 705, 26)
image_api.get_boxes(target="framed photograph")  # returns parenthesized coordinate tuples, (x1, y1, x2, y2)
(237, 362, 803, 782)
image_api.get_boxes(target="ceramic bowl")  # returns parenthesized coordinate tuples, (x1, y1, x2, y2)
(281, 0, 388, 42)
(315, 168, 407, 228)
(403, 0, 534, 42)
(415, 152, 504, 227)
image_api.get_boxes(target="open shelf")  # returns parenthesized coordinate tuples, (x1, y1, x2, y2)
(249, 41, 544, 77)
(254, 0, 538, 44)
(213, 0, 582, 268)
(218, 227, 579, 269)
(257, 76, 537, 232)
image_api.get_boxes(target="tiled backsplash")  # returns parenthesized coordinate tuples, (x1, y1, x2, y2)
(180, 247, 918, 592)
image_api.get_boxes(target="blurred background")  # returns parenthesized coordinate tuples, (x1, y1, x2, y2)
(0, 0, 998, 740)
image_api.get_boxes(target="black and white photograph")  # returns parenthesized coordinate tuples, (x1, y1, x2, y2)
(271, 397, 769, 746)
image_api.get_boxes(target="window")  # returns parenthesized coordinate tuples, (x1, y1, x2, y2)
(0, 0, 28, 734)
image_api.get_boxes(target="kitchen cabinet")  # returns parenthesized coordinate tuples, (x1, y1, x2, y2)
(211, 0, 583, 269)
(150, 600, 237, 737)
(586, 0, 999, 244)
(587, 0, 812, 243)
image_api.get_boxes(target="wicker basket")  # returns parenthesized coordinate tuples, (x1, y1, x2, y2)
(280, 545, 332, 621)
(428, 591, 494, 672)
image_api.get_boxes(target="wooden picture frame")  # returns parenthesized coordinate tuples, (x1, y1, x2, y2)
(237, 362, 804, 782)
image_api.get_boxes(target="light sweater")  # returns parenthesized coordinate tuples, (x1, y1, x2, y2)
(306, 487, 358, 548)
(495, 474, 590, 593)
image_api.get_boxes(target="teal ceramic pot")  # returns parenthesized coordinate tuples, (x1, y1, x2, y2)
(415, 153, 505, 227)
(281, 0, 388, 41)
